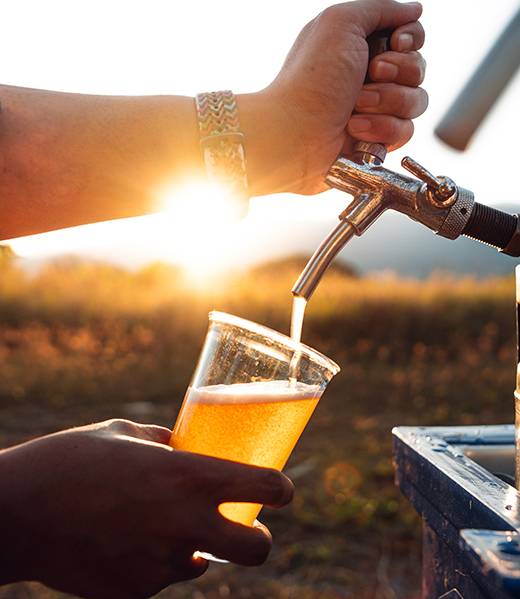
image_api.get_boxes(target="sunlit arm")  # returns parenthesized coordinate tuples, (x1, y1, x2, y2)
(0, 1, 427, 240)
(0, 85, 298, 240)
(0, 85, 198, 238)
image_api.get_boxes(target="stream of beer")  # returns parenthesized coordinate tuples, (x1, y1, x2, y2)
(290, 296, 307, 344)
(289, 296, 307, 384)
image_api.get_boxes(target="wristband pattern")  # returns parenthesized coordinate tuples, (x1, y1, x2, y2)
(195, 91, 249, 205)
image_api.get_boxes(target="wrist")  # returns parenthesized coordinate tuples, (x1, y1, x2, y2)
(0, 446, 36, 584)
(237, 90, 305, 196)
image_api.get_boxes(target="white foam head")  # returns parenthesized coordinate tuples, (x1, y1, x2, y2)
(187, 380, 321, 405)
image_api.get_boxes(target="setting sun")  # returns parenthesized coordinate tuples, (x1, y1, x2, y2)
(9, 180, 249, 285)
(156, 181, 247, 284)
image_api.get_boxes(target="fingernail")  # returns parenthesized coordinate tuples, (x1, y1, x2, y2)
(397, 33, 414, 52)
(405, 2, 423, 15)
(356, 90, 380, 108)
(349, 117, 372, 133)
(373, 60, 399, 81)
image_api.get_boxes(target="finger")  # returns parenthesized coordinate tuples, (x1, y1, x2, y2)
(390, 21, 425, 52)
(200, 519, 273, 566)
(347, 115, 414, 150)
(344, 0, 422, 35)
(135, 424, 173, 445)
(100, 418, 143, 435)
(170, 552, 209, 583)
(369, 51, 426, 86)
(168, 452, 294, 506)
(202, 460, 294, 507)
(355, 83, 428, 119)
(101, 419, 173, 444)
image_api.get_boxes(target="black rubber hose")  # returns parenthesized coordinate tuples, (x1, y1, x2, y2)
(462, 202, 517, 251)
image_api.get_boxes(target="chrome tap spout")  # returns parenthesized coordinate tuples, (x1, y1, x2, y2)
(292, 154, 520, 301)
(292, 220, 356, 300)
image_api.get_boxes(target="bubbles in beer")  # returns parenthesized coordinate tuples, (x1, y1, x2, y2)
(171, 380, 321, 525)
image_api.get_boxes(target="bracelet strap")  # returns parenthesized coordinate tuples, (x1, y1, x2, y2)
(195, 91, 249, 205)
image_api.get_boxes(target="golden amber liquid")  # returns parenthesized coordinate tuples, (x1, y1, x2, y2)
(170, 381, 320, 525)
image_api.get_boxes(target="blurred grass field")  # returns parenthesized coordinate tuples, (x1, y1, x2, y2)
(0, 249, 517, 599)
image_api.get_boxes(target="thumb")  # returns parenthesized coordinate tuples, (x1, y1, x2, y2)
(107, 419, 173, 444)
(136, 423, 173, 445)
(349, 0, 423, 36)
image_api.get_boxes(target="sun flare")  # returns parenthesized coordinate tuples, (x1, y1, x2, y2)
(155, 181, 247, 284)
(8, 181, 249, 287)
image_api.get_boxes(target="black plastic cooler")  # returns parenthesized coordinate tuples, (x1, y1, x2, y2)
(393, 424, 520, 598)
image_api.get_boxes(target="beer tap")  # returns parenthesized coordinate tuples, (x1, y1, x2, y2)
(292, 29, 520, 301)
(292, 150, 520, 300)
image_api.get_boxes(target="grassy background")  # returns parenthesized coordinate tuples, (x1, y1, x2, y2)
(0, 252, 516, 599)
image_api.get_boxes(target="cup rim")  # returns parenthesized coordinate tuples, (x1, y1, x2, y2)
(209, 311, 340, 375)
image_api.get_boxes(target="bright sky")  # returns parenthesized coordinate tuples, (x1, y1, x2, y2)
(3, 0, 519, 278)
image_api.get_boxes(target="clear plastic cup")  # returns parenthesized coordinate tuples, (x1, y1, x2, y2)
(170, 311, 339, 556)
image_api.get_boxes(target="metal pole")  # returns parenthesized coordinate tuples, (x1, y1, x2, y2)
(435, 7, 520, 151)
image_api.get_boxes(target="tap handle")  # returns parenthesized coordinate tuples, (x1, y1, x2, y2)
(351, 29, 393, 165)
(365, 29, 393, 82)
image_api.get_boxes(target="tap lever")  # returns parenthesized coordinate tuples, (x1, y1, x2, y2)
(401, 157, 441, 189)
(402, 156, 457, 204)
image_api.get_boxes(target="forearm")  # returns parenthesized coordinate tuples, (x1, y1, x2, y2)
(0, 85, 300, 240)
(0, 85, 206, 239)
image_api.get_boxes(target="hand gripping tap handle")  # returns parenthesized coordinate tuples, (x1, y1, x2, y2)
(350, 29, 393, 166)
(292, 27, 520, 303)
(291, 29, 393, 301)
